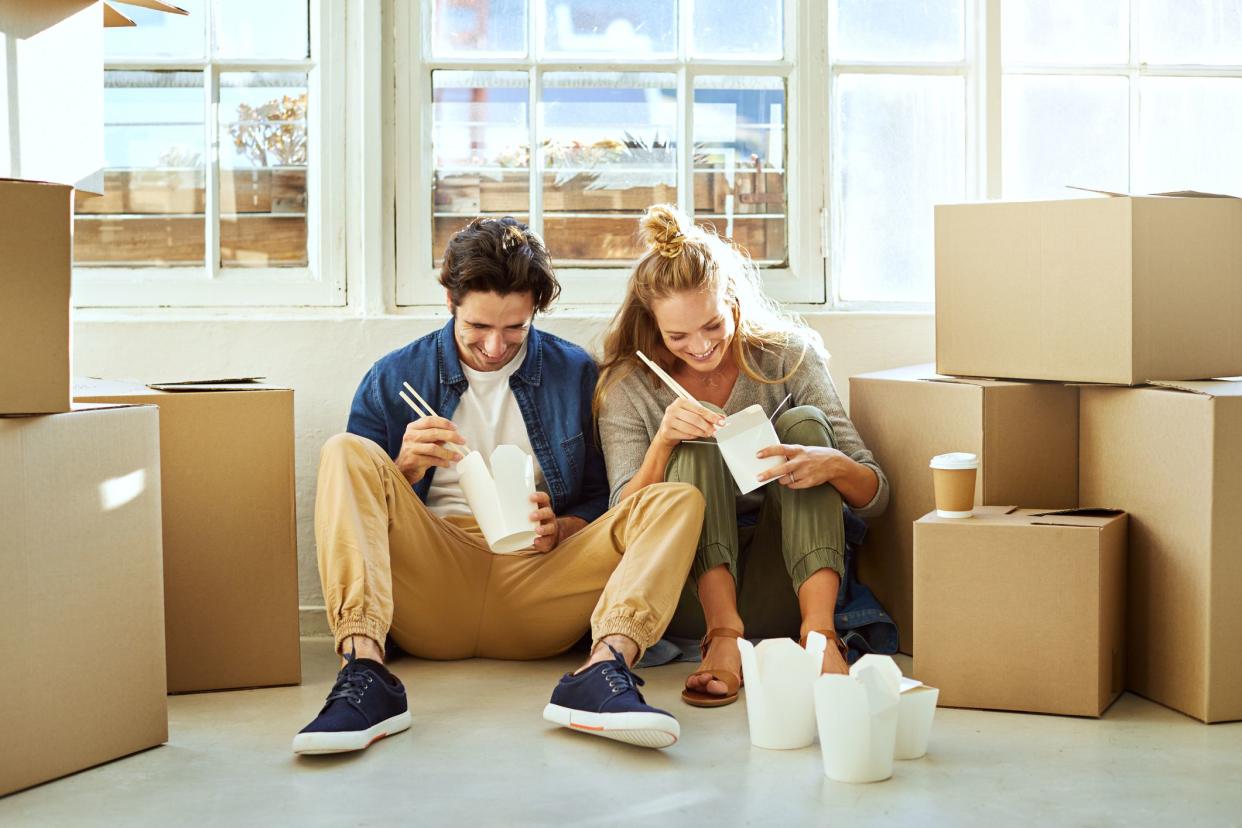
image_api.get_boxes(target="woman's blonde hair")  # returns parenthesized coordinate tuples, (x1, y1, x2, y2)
(593, 204, 819, 415)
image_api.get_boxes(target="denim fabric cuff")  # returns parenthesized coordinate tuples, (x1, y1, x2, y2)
(332, 611, 388, 656)
(789, 545, 845, 590)
(691, 541, 736, 586)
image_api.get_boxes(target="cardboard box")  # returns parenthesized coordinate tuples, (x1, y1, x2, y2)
(74, 378, 301, 693)
(849, 365, 1079, 653)
(1, 404, 167, 796)
(935, 192, 1242, 385)
(1, 1, 186, 192)
(1079, 379, 1242, 723)
(913, 506, 1127, 717)
(0, 178, 73, 415)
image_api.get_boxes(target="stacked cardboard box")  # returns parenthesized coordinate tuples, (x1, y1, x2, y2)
(75, 378, 302, 693)
(0, 176, 169, 794)
(853, 191, 1242, 722)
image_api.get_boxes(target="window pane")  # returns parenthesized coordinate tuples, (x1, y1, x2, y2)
(1003, 75, 1129, 199)
(215, 0, 309, 59)
(75, 71, 205, 267)
(833, 74, 965, 303)
(542, 0, 675, 58)
(432, 71, 530, 266)
(694, 76, 786, 265)
(1002, 0, 1128, 65)
(1140, 0, 1242, 65)
(693, 0, 782, 59)
(104, 0, 205, 60)
(433, 0, 528, 57)
(219, 73, 309, 268)
(831, 0, 964, 62)
(1137, 78, 1242, 194)
(541, 72, 677, 263)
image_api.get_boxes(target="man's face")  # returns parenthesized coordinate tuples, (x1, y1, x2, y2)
(449, 290, 535, 372)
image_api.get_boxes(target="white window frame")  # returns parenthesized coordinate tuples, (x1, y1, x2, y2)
(73, 0, 347, 308)
(395, 0, 827, 307)
(1001, 0, 1242, 197)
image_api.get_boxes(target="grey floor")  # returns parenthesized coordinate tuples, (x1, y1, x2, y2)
(4, 639, 1242, 827)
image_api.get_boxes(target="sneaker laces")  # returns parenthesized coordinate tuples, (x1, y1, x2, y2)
(325, 666, 371, 706)
(599, 645, 646, 699)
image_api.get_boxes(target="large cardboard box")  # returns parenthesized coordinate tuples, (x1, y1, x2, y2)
(935, 192, 1242, 385)
(849, 365, 1079, 653)
(913, 506, 1127, 717)
(0, 178, 72, 415)
(75, 378, 301, 693)
(1, 1, 186, 192)
(1, 404, 167, 796)
(1079, 379, 1242, 723)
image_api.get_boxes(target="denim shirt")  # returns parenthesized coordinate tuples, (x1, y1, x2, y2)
(346, 320, 610, 524)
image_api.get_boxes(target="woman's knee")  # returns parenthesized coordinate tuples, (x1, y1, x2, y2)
(775, 405, 837, 449)
(666, 440, 729, 484)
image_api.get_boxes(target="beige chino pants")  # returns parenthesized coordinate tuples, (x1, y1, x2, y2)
(315, 433, 704, 661)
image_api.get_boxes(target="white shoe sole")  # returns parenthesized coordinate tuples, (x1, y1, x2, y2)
(542, 704, 679, 749)
(292, 711, 412, 755)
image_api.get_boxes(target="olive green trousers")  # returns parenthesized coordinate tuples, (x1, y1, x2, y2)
(664, 405, 846, 640)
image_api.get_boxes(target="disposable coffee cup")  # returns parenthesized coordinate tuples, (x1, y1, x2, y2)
(929, 452, 978, 519)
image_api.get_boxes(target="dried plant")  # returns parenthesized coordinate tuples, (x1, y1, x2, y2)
(228, 92, 308, 167)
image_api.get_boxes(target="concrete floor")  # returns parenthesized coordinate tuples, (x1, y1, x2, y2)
(4, 639, 1242, 827)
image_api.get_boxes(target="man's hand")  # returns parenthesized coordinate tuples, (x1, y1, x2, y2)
(395, 416, 467, 486)
(529, 491, 586, 553)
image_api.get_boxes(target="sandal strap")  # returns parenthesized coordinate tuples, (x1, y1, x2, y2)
(699, 627, 744, 660)
(801, 629, 848, 657)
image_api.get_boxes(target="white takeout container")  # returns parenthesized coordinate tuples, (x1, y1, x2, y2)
(456, 444, 539, 554)
(716, 404, 784, 495)
(815, 655, 903, 783)
(737, 632, 827, 750)
(895, 679, 940, 760)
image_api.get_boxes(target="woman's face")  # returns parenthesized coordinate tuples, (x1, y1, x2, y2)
(649, 289, 736, 375)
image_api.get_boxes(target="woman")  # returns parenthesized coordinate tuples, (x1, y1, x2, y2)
(594, 204, 890, 708)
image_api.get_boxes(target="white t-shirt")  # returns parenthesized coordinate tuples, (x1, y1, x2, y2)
(426, 342, 546, 517)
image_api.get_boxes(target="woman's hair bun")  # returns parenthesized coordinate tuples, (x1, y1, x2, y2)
(640, 203, 689, 259)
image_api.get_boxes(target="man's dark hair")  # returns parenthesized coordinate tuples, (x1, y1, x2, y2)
(439, 216, 561, 313)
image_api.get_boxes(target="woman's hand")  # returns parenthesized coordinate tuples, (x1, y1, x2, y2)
(754, 444, 847, 489)
(656, 397, 726, 448)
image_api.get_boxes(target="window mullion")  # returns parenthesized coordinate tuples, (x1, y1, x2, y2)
(207, 63, 221, 281)
(529, 0, 543, 236)
(1128, 0, 1140, 192)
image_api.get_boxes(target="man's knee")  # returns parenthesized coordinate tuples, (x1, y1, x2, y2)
(642, 481, 706, 520)
(321, 432, 387, 465)
(776, 405, 836, 448)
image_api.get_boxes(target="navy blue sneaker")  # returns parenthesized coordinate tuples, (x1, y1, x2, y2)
(292, 656, 411, 754)
(543, 645, 680, 749)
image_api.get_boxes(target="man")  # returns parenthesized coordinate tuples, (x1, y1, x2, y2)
(294, 217, 705, 754)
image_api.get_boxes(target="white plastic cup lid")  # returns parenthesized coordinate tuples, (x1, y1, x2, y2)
(929, 452, 979, 470)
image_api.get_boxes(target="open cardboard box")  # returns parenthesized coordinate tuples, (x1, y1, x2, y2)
(913, 506, 1127, 718)
(74, 377, 301, 693)
(1, 0, 186, 192)
(935, 189, 1242, 385)
(1080, 378, 1242, 723)
(1, 403, 167, 796)
(849, 364, 1079, 653)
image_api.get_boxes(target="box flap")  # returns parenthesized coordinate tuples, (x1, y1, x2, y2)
(1146, 378, 1242, 398)
(111, 0, 190, 14)
(1026, 508, 1126, 528)
(1067, 185, 1240, 200)
(147, 378, 269, 392)
(851, 363, 1031, 388)
(102, 3, 135, 26)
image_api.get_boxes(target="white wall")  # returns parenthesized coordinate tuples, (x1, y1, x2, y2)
(73, 311, 933, 628)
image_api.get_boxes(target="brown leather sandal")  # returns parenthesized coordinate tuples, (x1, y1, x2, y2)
(801, 629, 850, 674)
(681, 627, 744, 708)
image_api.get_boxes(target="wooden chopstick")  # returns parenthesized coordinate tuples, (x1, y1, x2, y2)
(636, 350, 699, 405)
(398, 381, 470, 457)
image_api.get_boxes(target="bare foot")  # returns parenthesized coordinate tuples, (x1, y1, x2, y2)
(686, 634, 743, 697)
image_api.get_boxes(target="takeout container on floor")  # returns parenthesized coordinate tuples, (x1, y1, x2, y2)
(738, 632, 827, 749)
